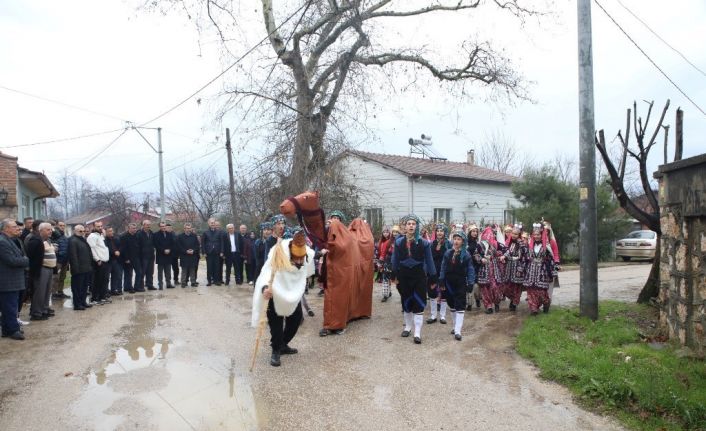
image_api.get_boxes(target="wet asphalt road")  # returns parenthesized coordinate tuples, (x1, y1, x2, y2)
(0, 263, 651, 430)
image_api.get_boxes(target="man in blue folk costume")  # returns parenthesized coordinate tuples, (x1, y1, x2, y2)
(391, 214, 436, 345)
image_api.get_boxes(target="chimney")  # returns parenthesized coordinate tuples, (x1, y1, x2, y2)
(467, 149, 475, 166)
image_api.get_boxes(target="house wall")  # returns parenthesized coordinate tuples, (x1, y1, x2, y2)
(16, 183, 44, 220)
(344, 155, 519, 227)
(0, 153, 18, 219)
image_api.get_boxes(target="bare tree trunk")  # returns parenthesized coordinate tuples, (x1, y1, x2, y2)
(638, 237, 661, 304)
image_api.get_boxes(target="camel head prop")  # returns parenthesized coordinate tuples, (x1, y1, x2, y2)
(279, 191, 326, 249)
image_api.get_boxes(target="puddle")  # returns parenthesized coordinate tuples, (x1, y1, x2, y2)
(72, 301, 260, 430)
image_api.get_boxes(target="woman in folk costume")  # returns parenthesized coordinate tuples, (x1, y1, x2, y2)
(474, 225, 506, 314)
(252, 227, 315, 367)
(391, 215, 436, 344)
(466, 224, 483, 310)
(439, 231, 475, 341)
(376, 226, 394, 302)
(427, 223, 451, 324)
(502, 224, 528, 312)
(522, 223, 558, 315)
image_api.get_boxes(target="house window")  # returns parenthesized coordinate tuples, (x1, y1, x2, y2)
(364, 208, 383, 233)
(503, 209, 515, 226)
(433, 208, 452, 225)
(34, 200, 43, 218)
(21, 194, 30, 218)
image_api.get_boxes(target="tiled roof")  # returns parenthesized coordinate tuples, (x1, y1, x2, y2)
(348, 150, 519, 184)
(65, 210, 111, 225)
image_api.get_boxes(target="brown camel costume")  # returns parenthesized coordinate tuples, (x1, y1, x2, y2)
(280, 191, 374, 331)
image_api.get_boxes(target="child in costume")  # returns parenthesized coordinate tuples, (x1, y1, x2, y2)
(474, 225, 506, 314)
(377, 226, 394, 302)
(502, 224, 528, 311)
(523, 223, 558, 315)
(439, 231, 475, 340)
(427, 223, 451, 324)
(466, 224, 482, 310)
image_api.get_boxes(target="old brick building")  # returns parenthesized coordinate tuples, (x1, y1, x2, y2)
(0, 151, 59, 220)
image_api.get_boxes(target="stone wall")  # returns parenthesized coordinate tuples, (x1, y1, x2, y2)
(0, 152, 19, 219)
(655, 154, 706, 354)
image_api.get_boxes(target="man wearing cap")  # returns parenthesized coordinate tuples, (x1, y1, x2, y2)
(391, 214, 436, 344)
(252, 227, 314, 367)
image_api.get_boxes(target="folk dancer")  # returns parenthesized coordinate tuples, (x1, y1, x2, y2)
(502, 224, 528, 311)
(475, 225, 506, 314)
(523, 223, 558, 315)
(252, 227, 314, 366)
(466, 224, 482, 310)
(377, 226, 394, 302)
(439, 231, 475, 340)
(391, 215, 436, 344)
(427, 223, 451, 324)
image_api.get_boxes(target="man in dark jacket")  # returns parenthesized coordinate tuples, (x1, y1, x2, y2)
(20, 217, 33, 241)
(202, 218, 224, 286)
(68, 225, 93, 310)
(166, 223, 179, 283)
(136, 220, 156, 290)
(105, 226, 123, 295)
(176, 223, 200, 287)
(51, 221, 70, 299)
(120, 223, 142, 293)
(25, 222, 55, 321)
(153, 221, 176, 289)
(0, 218, 29, 340)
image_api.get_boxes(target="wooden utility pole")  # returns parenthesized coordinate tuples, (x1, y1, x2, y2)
(675, 108, 683, 161)
(225, 128, 237, 219)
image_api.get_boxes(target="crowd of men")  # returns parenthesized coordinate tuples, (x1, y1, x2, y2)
(0, 216, 256, 341)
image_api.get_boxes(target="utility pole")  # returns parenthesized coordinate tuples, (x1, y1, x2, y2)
(225, 128, 237, 219)
(578, 0, 598, 320)
(157, 127, 165, 221)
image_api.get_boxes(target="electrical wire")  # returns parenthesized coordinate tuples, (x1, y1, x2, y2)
(125, 147, 224, 188)
(0, 127, 126, 149)
(593, 0, 706, 117)
(615, 0, 706, 79)
(138, 2, 311, 127)
(0, 84, 129, 122)
(67, 129, 128, 175)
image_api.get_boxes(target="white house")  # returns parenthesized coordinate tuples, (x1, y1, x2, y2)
(343, 150, 520, 230)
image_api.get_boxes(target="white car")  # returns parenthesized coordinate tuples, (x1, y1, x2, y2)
(615, 230, 657, 261)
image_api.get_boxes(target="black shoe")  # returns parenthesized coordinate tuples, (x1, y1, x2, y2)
(531, 310, 539, 316)
(166, 285, 175, 289)
(181, 284, 187, 288)
(7, 331, 25, 340)
(46, 308, 56, 315)
(485, 308, 493, 314)
(413, 336, 421, 344)
(224, 280, 230, 285)
(147, 287, 157, 291)
(74, 306, 86, 311)
(236, 281, 243, 285)
(52, 293, 64, 299)
(307, 310, 315, 317)
(509, 303, 517, 312)
(494, 304, 500, 312)
(439, 318, 447, 325)
(317, 290, 324, 297)
(192, 282, 199, 287)
(426, 317, 437, 324)
(475, 299, 481, 308)
(158, 286, 163, 290)
(466, 304, 473, 311)
(134, 288, 145, 292)
(206, 282, 212, 286)
(455, 334, 462, 341)
(381, 296, 388, 302)
(30, 314, 48, 321)
(270, 351, 281, 367)
(543, 304, 550, 313)
(333, 329, 345, 335)
(319, 328, 329, 337)
(401, 330, 411, 338)
(281, 345, 298, 355)
(83, 303, 93, 308)
(215, 282, 223, 286)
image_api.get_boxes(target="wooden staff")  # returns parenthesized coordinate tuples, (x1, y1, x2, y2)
(250, 239, 291, 372)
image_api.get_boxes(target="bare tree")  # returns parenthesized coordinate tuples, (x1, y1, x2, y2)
(49, 170, 96, 219)
(167, 168, 229, 226)
(595, 99, 681, 304)
(475, 129, 534, 176)
(145, 0, 541, 197)
(90, 187, 136, 232)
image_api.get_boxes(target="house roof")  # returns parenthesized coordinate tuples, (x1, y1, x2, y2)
(65, 210, 111, 225)
(17, 167, 60, 198)
(347, 150, 519, 184)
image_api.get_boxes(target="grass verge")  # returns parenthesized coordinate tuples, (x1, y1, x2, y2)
(517, 301, 706, 430)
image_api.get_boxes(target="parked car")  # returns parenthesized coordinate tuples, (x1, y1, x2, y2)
(615, 230, 657, 261)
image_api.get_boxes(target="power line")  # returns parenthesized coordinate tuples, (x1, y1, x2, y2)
(0, 84, 129, 122)
(615, 0, 706, 78)
(593, 0, 706, 117)
(68, 129, 128, 175)
(125, 148, 224, 188)
(139, 2, 310, 127)
(0, 127, 126, 149)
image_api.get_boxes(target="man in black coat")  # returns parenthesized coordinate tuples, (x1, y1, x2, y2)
(201, 218, 223, 286)
(68, 225, 93, 310)
(0, 218, 29, 340)
(153, 221, 176, 289)
(223, 223, 241, 285)
(166, 223, 179, 283)
(136, 220, 156, 290)
(105, 226, 123, 295)
(120, 223, 142, 293)
(176, 223, 200, 287)
(25, 222, 55, 321)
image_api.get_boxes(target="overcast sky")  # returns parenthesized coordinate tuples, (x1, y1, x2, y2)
(1, 0, 704, 196)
